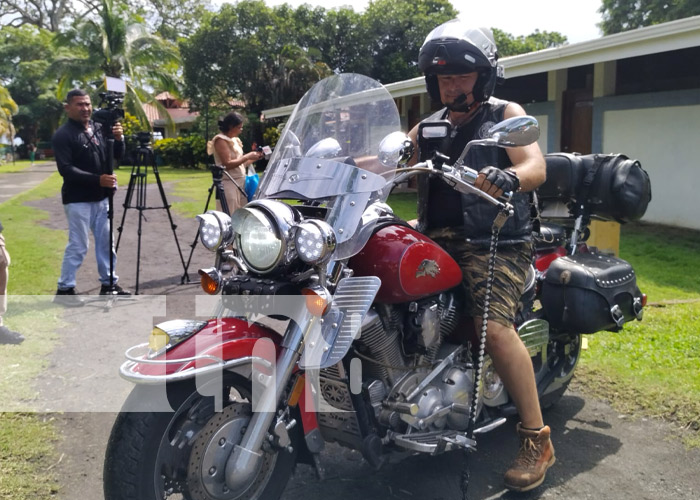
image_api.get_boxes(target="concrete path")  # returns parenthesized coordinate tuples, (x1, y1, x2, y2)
(0, 162, 57, 204)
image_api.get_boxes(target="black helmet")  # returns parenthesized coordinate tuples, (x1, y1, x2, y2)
(418, 20, 504, 105)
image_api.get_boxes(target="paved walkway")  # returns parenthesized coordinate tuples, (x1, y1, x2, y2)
(0, 162, 56, 204)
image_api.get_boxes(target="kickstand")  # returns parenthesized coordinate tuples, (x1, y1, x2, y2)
(461, 449, 473, 500)
(312, 454, 326, 481)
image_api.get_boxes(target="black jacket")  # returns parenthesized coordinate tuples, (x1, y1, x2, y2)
(417, 98, 532, 244)
(52, 119, 124, 204)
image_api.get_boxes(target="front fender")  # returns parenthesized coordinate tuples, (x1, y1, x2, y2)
(121, 317, 282, 382)
(120, 316, 321, 440)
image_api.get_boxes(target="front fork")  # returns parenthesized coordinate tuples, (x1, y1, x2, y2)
(223, 312, 315, 492)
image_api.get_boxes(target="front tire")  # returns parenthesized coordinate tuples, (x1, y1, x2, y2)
(103, 374, 298, 500)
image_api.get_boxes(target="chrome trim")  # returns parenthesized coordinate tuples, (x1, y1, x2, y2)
(299, 276, 382, 369)
(391, 417, 506, 454)
(392, 429, 477, 454)
(518, 318, 550, 355)
(473, 417, 507, 434)
(120, 343, 273, 384)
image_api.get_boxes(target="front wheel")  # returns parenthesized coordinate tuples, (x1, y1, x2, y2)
(103, 374, 298, 500)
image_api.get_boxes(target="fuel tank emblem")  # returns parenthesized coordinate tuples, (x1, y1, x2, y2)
(416, 259, 440, 279)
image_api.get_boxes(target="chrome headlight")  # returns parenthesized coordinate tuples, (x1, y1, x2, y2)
(231, 200, 297, 274)
(196, 210, 233, 251)
(294, 220, 336, 264)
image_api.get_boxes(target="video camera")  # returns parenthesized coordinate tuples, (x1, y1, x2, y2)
(132, 131, 152, 148)
(92, 77, 126, 131)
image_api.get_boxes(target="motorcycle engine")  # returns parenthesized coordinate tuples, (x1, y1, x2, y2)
(412, 364, 472, 431)
(358, 294, 474, 432)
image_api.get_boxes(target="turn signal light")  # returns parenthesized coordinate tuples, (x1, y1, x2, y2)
(302, 287, 330, 316)
(198, 268, 221, 295)
(641, 293, 647, 307)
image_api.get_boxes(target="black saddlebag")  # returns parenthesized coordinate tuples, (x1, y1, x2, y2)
(540, 152, 652, 223)
(541, 252, 643, 334)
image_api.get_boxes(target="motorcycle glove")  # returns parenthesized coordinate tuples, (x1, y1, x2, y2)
(480, 166, 520, 193)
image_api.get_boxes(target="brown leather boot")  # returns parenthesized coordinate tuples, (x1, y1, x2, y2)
(503, 423, 556, 492)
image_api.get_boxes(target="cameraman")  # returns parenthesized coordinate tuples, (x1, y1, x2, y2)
(52, 89, 130, 307)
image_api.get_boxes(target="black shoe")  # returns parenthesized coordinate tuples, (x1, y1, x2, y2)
(100, 284, 132, 296)
(53, 288, 85, 307)
(0, 325, 25, 345)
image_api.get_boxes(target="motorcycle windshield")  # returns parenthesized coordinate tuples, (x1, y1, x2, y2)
(257, 73, 400, 259)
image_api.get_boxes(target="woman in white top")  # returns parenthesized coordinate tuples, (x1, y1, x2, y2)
(207, 112, 263, 215)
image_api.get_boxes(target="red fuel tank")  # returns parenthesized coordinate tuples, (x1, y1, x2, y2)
(349, 224, 462, 304)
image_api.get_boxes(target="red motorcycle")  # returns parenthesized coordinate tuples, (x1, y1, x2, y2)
(104, 73, 650, 500)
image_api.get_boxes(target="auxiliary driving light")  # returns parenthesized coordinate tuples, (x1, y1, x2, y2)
(294, 220, 336, 265)
(196, 211, 233, 251)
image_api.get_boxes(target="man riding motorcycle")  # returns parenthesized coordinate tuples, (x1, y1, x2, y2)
(407, 19, 553, 491)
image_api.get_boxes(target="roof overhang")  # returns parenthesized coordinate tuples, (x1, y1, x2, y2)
(263, 15, 700, 119)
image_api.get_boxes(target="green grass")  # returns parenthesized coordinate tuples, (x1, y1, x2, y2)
(619, 222, 700, 300)
(387, 191, 418, 221)
(576, 222, 700, 447)
(0, 170, 69, 499)
(3, 172, 67, 295)
(0, 159, 35, 174)
(114, 165, 212, 218)
(0, 413, 59, 499)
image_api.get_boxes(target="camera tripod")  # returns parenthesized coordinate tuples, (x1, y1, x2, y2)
(181, 165, 242, 284)
(115, 140, 187, 294)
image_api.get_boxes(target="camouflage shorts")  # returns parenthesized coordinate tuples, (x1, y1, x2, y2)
(431, 235, 533, 327)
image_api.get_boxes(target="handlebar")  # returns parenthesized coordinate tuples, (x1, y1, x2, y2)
(403, 161, 513, 208)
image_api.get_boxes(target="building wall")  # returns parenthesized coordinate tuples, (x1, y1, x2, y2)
(523, 101, 555, 154)
(595, 89, 700, 229)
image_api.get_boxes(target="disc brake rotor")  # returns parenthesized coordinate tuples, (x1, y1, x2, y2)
(187, 403, 276, 500)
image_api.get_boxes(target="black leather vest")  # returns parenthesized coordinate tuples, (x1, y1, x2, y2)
(417, 98, 532, 244)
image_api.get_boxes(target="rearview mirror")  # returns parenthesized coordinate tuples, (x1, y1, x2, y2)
(486, 115, 539, 147)
(454, 115, 539, 168)
(378, 132, 414, 167)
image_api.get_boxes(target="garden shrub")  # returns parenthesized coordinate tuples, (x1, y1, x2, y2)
(154, 135, 208, 168)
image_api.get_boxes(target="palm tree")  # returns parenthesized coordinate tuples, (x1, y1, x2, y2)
(50, 0, 180, 130)
(260, 44, 333, 109)
(0, 85, 19, 140)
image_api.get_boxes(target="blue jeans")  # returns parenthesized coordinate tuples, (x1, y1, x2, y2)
(57, 199, 119, 290)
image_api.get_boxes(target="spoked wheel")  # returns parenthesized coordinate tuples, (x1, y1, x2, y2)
(540, 333, 582, 409)
(103, 374, 298, 500)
